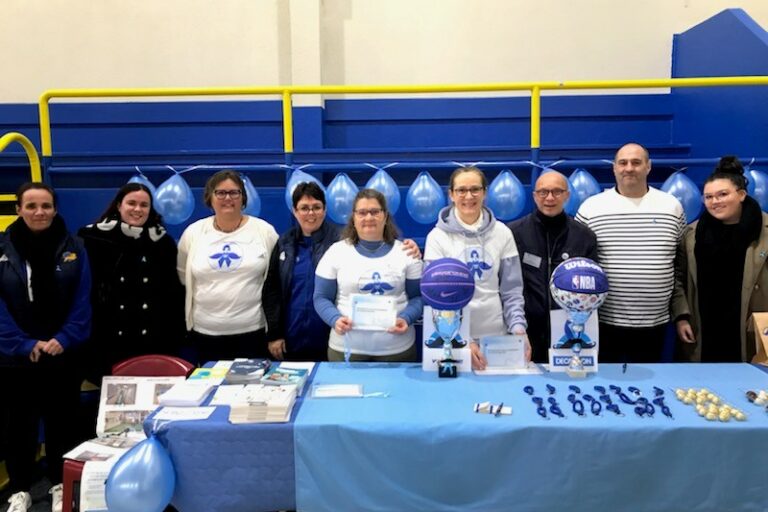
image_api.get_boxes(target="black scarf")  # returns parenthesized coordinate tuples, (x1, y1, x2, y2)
(8, 215, 69, 338)
(695, 195, 762, 362)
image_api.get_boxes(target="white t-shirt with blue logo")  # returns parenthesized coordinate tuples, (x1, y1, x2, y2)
(179, 217, 278, 335)
(316, 240, 422, 355)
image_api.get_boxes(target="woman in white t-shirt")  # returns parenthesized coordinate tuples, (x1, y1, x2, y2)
(314, 189, 423, 361)
(177, 170, 278, 365)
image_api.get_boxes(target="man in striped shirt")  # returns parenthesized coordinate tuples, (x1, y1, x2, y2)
(576, 143, 685, 363)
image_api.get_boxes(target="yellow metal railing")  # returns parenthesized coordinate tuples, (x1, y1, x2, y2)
(37, 76, 768, 159)
(0, 132, 42, 230)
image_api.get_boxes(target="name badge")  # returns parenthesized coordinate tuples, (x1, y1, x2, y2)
(523, 252, 542, 268)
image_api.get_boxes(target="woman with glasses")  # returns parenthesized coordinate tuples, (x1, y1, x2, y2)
(673, 156, 768, 363)
(177, 170, 278, 365)
(424, 166, 529, 370)
(262, 182, 341, 361)
(78, 183, 185, 380)
(313, 188, 423, 362)
(0, 182, 91, 512)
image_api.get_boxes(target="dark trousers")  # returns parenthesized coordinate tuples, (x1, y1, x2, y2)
(1, 357, 82, 492)
(183, 329, 269, 367)
(598, 323, 668, 363)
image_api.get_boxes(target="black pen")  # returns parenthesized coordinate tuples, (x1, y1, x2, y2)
(622, 362, 627, 374)
(495, 402, 504, 416)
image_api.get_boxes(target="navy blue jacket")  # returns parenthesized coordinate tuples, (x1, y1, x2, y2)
(0, 227, 92, 363)
(508, 211, 598, 362)
(263, 221, 341, 352)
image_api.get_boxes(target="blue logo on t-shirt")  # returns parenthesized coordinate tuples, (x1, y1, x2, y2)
(466, 248, 492, 280)
(209, 242, 243, 271)
(360, 271, 394, 295)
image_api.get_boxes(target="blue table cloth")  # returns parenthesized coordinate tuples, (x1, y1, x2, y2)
(146, 387, 304, 512)
(294, 362, 768, 512)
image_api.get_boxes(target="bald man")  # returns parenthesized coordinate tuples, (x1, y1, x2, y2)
(508, 171, 598, 363)
(576, 143, 685, 363)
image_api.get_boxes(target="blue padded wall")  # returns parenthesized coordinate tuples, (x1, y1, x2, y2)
(672, 8, 768, 182)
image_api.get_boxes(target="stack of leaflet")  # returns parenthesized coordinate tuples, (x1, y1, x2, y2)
(227, 384, 298, 424)
(157, 379, 218, 407)
(224, 358, 271, 384)
(261, 362, 314, 396)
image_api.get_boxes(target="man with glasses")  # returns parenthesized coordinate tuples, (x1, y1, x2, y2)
(576, 143, 685, 363)
(508, 171, 598, 362)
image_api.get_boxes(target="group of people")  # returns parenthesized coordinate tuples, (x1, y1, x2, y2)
(1, 143, 767, 511)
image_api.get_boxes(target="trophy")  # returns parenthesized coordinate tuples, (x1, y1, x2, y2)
(420, 258, 475, 378)
(432, 309, 463, 378)
(549, 257, 609, 378)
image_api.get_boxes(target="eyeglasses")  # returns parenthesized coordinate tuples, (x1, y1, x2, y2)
(703, 190, 736, 203)
(354, 208, 384, 218)
(452, 186, 485, 197)
(213, 189, 242, 199)
(533, 188, 567, 199)
(296, 205, 324, 215)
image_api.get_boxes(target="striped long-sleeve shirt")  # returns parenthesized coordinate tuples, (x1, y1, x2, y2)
(576, 187, 685, 328)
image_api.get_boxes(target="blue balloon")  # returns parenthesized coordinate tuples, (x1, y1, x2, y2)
(661, 171, 701, 224)
(406, 171, 445, 224)
(242, 175, 262, 217)
(326, 173, 359, 224)
(285, 170, 324, 211)
(747, 169, 768, 212)
(486, 170, 525, 221)
(105, 436, 175, 512)
(128, 174, 157, 201)
(365, 169, 401, 214)
(155, 174, 195, 225)
(566, 168, 601, 216)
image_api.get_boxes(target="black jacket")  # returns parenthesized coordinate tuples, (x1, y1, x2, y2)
(78, 220, 185, 376)
(263, 220, 341, 345)
(508, 211, 598, 362)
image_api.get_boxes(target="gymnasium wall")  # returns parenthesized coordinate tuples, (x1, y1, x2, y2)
(2, 2, 768, 236)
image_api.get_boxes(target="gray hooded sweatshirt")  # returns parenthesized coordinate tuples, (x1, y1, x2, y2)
(424, 206, 527, 339)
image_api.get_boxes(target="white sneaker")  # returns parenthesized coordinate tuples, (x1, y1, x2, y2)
(49, 483, 63, 512)
(7, 491, 32, 512)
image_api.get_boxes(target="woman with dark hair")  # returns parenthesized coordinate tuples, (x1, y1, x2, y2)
(313, 189, 423, 362)
(177, 170, 278, 364)
(0, 182, 91, 512)
(673, 156, 768, 362)
(424, 166, 529, 370)
(78, 182, 185, 379)
(262, 182, 341, 362)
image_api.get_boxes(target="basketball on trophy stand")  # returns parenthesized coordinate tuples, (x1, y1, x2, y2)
(549, 257, 609, 378)
(421, 258, 475, 378)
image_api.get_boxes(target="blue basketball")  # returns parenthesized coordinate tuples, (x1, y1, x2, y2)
(549, 257, 609, 313)
(421, 258, 475, 310)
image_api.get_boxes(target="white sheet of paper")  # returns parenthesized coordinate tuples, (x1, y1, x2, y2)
(311, 384, 364, 398)
(481, 334, 527, 368)
(154, 406, 216, 421)
(80, 459, 117, 512)
(350, 294, 396, 330)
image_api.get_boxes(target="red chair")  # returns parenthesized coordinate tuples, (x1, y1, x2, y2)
(111, 354, 195, 378)
(62, 355, 194, 512)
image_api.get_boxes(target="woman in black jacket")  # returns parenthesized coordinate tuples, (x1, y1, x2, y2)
(78, 183, 185, 380)
(0, 182, 91, 512)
